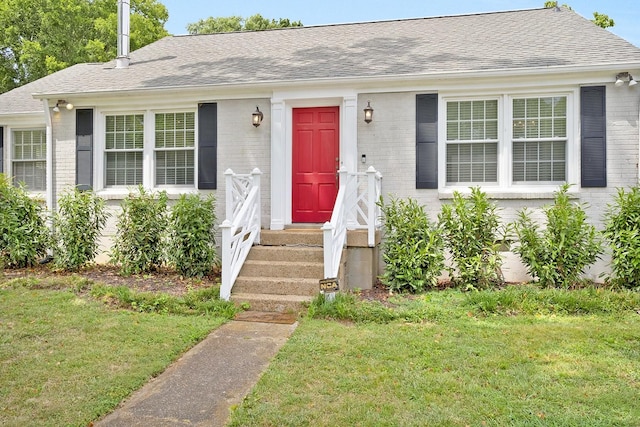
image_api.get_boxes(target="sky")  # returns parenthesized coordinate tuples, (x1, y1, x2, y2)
(160, 0, 640, 48)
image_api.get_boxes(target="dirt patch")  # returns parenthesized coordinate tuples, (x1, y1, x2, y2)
(1, 264, 219, 297)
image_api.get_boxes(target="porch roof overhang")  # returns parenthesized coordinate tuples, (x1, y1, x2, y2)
(30, 62, 640, 106)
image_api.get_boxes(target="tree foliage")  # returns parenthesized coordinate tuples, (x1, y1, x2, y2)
(187, 13, 302, 35)
(0, 0, 169, 94)
(544, 2, 614, 29)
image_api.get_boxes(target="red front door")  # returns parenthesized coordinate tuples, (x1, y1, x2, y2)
(292, 107, 340, 223)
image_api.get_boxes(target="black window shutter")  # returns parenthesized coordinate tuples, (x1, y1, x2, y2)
(76, 109, 94, 190)
(580, 86, 606, 188)
(198, 102, 217, 189)
(416, 94, 438, 189)
(0, 126, 4, 174)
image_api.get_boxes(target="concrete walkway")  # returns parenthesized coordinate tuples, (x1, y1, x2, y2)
(95, 318, 298, 426)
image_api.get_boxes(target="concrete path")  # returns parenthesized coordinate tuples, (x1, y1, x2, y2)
(95, 319, 298, 427)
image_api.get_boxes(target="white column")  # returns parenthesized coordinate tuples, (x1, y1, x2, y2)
(342, 95, 358, 173)
(270, 100, 286, 230)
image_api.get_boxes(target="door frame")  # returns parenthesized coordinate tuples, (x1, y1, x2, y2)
(270, 91, 358, 230)
(291, 106, 340, 223)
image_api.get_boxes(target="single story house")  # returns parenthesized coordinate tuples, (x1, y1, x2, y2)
(1, 5, 640, 291)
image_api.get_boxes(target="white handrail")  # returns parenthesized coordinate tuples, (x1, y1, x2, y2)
(346, 166, 383, 246)
(220, 168, 261, 301)
(322, 166, 383, 280)
(322, 169, 348, 279)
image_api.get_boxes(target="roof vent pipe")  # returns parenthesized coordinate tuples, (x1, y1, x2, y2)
(116, 0, 130, 69)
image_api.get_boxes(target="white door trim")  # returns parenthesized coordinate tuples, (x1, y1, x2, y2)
(270, 92, 358, 230)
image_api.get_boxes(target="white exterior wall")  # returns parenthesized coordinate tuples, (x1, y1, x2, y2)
(51, 109, 77, 211)
(358, 84, 640, 282)
(217, 98, 272, 228)
(49, 97, 272, 263)
(13, 74, 637, 278)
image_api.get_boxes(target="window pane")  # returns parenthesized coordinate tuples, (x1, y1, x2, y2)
(13, 161, 46, 191)
(512, 140, 565, 183)
(472, 121, 485, 140)
(486, 100, 497, 119)
(526, 98, 539, 118)
(540, 97, 553, 117)
(155, 150, 194, 186)
(472, 101, 484, 120)
(540, 119, 553, 138)
(459, 102, 472, 120)
(106, 152, 142, 186)
(486, 120, 498, 139)
(447, 102, 458, 121)
(446, 142, 497, 183)
(554, 118, 566, 138)
(105, 114, 144, 150)
(12, 129, 47, 191)
(447, 122, 458, 141)
(459, 122, 472, 140)
(155, 112, 195, 149)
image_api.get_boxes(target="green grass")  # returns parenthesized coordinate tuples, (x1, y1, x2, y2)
(229, 288, 640, 426)
(0, 281, 227, 426)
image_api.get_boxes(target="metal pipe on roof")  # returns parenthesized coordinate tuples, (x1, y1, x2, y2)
(116, 0, 130, 69)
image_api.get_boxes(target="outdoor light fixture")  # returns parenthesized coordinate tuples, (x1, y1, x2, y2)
(53, 100, 74, 112)
(252, 106, 264, 127)
(363, 101, 374, 123)
(615, 72, 637, 87)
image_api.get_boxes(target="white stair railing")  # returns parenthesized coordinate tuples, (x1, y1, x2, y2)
(322, 169, 349, 279)
(322, 166, 383, 280)
(220, 168, 261, 301)
(348, 166, 383, 247)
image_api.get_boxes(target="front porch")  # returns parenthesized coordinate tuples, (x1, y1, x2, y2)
(220, 167, 383, 311)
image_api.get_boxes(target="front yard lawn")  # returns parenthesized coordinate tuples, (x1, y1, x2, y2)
(0, 284, 226, 426)
(229, 290, 640, 426)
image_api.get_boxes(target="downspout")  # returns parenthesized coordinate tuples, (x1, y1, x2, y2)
(43, 99, 53, 213)
(115, 0, 130, 69)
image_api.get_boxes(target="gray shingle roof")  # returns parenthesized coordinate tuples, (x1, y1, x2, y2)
(2, 7, 640, 115)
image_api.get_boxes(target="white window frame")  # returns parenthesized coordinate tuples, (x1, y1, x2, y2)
(9, 127, 47, 193)
(444, 96, 501, 186)
(438, 89, 578, 196)
(95, 108, 198, 195)
(153, 111, 196, 187)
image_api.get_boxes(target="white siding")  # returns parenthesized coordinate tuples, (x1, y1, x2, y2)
(358, 86, 640, 282)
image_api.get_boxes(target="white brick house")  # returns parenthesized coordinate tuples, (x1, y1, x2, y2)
(1, 6, 639, 283)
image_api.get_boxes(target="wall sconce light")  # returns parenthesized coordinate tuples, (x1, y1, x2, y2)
(53, 100, 74, 113)
(363, 101, 374, 123)
(252, 106, 264, 127)
(615, 72, 637, 87)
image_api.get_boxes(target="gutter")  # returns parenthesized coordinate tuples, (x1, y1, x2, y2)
(42, 99, 54, 214)
(29, 63, 640, 101)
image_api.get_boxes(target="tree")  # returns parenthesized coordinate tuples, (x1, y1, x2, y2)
(187, 13, 302, 35)
(0, 0, 169, 94)
(544, 1, 614, 29)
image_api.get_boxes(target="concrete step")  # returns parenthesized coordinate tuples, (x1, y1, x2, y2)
(233, 277, 319, 296)
(247, 245, 324, 263)
(231, 292, 313, 313)
(260, 229, 323, 246)
(239, 260, 324, 279)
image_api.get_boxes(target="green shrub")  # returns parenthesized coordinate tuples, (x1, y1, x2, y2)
(110, 186, 168, 275)
(512, 184, 602, 288)
(438, 187, 504, 290)
(378, 196, 444, 293)
(53, 188, 109, 270)
(167, 194, 217, 278)
(0, 173, 51, 268)
(603, 185, 640, 289)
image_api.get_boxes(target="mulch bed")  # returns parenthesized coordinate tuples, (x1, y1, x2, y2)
(1, 264, 219, 297)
